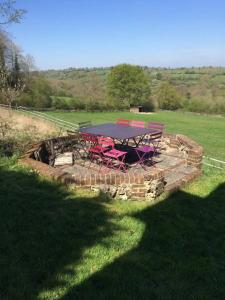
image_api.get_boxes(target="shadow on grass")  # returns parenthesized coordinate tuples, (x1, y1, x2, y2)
(62, 182, 225, 300)
(0, 165, 117, 300)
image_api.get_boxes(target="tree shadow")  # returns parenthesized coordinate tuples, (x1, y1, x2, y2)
(0, 165, 117, 300)
(63, 182, 225, 300)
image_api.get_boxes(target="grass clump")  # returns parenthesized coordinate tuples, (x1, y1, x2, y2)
(0, 109, 59, 157)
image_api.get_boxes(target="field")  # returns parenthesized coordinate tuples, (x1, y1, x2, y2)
(46, 110, 225, 160)
(1, 110, 225, 299)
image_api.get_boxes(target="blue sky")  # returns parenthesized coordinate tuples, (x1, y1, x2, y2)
(7, 0, 225, 70)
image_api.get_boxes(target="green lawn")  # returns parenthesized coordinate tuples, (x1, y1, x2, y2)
(1, 110, 225, 299)
(46, 110, 225, 160)
(0, 158, 225, 300)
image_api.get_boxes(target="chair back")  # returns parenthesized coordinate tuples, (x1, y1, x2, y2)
(80, 133, 98, 144)
(78, 121, 92, 128)
(130, 120, 145, 128)
(116, 119, 130, 126)
(148, 122, 164, 133)
(98, 137, 114, 149)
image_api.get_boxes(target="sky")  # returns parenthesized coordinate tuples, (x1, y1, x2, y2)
(6, 0, 225, 70)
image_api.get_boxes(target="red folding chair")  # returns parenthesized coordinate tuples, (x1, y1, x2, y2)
(80, 132, 98, 146)
(98, 136, 115, 150)
(128, 120, 146, 145)
(80, 133, 99, 165)
(116, 119, 130, 126)
(130, 120, 145, 128)
(97, 137, 116, 172)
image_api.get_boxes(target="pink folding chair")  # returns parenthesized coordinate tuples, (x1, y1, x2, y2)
(130, 120, 145, 128)
(104, 149, 127, 172)
(116, 119, 130, 126)
(96, 137, 116, 172)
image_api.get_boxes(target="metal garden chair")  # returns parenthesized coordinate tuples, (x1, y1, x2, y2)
(116, 119, 130, 126)
(145, 122, 165, 154)
(134, 145, 155, 170)
(104, 149, 127, 172)
(130, 120, 145, 128)
(129, 120, 146, 146)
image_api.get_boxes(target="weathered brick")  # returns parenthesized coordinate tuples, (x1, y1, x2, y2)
(84, 175, 91, 185)
(132, 191, 146, 198)
(132, 184, 144, 188)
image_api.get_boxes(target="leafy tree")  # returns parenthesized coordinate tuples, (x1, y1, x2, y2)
(22, 75, 53, 108)
(0, 1, 26, 106)
(84, 71, 105, 104)
(9, 53, 21, 86)
(107, 64, 151, 106)
(156, 81, 182, 110)
(0, 33, 6, 70)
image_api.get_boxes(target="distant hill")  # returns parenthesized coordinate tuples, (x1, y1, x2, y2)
(42, 66, 225, 84)
(40, 66, 225, 114)
(42, 67, 111, 82)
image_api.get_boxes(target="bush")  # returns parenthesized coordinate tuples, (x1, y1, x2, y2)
(156, 82, 183, 110)
(21, 75, 53, 109)
(0, 133, 35, 157)
(0, 115, 55, 157)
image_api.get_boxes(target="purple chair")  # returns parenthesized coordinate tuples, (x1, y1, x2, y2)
(135, 145, 155, 170)
(145, 122, 165, 153)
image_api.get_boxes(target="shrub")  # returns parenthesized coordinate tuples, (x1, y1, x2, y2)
(156, 82, 183, 110)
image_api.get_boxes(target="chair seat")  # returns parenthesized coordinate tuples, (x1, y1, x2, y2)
(136, 145, 154, 153)
(104, 149, 127, 159)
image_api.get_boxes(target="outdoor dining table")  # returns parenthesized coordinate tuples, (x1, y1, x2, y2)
(79, 123, 161, 147)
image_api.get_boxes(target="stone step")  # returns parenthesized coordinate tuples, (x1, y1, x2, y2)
(54, 152, 73, 167)
(164, 165, 201, 192)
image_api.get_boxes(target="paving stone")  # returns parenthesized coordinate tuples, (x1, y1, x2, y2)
(155, 154, 185, 170)
(54, 152, 73, 166)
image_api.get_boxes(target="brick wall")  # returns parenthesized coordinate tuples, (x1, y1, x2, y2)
(19, 133, 203, 201)
(164, 133, 203, 169)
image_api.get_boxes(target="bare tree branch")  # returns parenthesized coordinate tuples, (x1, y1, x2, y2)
(0, 0, 26, 25)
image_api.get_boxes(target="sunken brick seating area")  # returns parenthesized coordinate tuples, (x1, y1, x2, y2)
(20, 133, 203, 201)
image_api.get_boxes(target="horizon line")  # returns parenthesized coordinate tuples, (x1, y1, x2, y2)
(39, 65, 225, 72)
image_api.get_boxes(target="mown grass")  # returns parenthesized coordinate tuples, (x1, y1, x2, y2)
(0, 156, 225, 300)
(1, 110, 225, 299)
(46, 110, 225, 160)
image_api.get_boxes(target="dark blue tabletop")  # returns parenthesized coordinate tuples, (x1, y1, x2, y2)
(79, 123, 159, 140)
